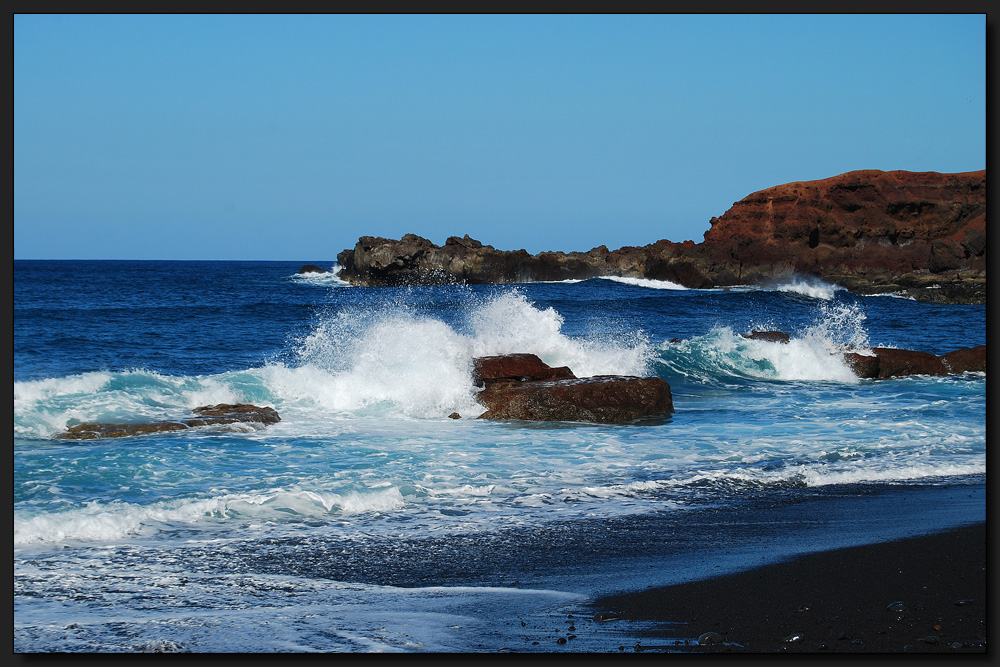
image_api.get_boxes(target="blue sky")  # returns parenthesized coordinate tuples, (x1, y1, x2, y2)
(14, 14, 987, 261)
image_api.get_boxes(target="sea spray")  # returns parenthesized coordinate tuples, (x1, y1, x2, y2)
(282, 289, 653, 419)
(290, 307, 479, 418)
(656, 301, 870, 383)
(801, 301, 871, 352)
(771, 276, 844, 300)
(289, 263, 352, 287)
(467, 289, 653, 378)
(599, 276, 688, 291)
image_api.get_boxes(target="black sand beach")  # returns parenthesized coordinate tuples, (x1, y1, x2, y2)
(593, 522, 987, 653)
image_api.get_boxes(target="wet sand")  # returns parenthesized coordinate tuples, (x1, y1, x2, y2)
(593, 522, 987, 653)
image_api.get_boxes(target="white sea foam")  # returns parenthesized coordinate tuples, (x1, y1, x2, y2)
(287, 308, 482, 418)
(802, 302, 871, 352)
(290, 263, 352, 286)
(13, 370, 242, 439)
(659, 301, 871, 383)
(600, 275, 688, 290)
(13, 486, 407, 545)
(771, 276, 844, 300)
(663, 326, 859, 383)
(466, 290, 652, 378)
(270, 290, 652, 419)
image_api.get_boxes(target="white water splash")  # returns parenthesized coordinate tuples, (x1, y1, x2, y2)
(13, 486, 407, 546)
(599, 275, 688, 290)
(467, 290, 652, 378)
(660, 301, 871, 383)
(290, 263, 352, 286)
(771, 276, 843, 300)
(282, 290, 652, 418)
(801, 302, 871, 353)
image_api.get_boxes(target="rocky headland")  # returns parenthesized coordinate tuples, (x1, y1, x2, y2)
(333, 169, 985, 303)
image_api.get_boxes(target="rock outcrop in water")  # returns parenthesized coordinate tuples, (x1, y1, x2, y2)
(472, 353, 673, 423)
(843, 345, 986, 379)
(729, 331, 986, 379)
(57, 404, 281, 440)
(334, 170, 985, 303)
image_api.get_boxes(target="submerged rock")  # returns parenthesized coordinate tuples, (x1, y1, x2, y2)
(298, 264, 329, 274)
(57, 404, 280, 440)
(474, 354, 673, 424)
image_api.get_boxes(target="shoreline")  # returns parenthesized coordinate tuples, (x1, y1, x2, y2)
(591, 522, 987, 653)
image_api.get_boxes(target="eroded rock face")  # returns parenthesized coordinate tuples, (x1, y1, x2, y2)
(472, 354, 673, 423)
(56, 404, 280, 440)
(700, 169, 986, 301)
(334, 170, 985, 303)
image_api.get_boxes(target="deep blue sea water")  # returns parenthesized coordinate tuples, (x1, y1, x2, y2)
(13, 260, 986, 652)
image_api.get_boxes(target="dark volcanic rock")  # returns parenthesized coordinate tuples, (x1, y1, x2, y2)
(336, 233, 616, 285)
(473, 353, 576, 387)
(941, 345, 986, 373)
(57, 404, 280, 440)
(298, 264, 329, 274)
(742, 330, 791, 343)
(185, 404, 281, 426)
(472, 354, 673, 423)
(477, 375, 673, 423)
(843, 346, 985, 379)
(843, 352, 881, 379)
(57, 420, 192, 440)
(334, 170, 985, 303)
(868, 347, 950, 378)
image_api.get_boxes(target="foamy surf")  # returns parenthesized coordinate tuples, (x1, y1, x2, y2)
(657, 302, 870, 383)
(769, 276, 844, 300)
(290, 264, 352, 286)
(14, 259, 985, 654)
(600, 275, 688, 290)
(13, 486, 409, 546)
(14, 290, 655, 435)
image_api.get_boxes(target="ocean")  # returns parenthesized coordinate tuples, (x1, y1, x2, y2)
(13, 259, 986, 653)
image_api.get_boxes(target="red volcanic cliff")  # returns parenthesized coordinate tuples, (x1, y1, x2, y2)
(335, 170, 986, 303)
(698, 169, 986, 296)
